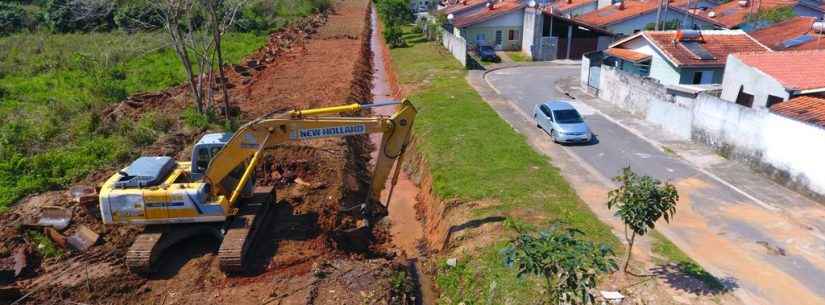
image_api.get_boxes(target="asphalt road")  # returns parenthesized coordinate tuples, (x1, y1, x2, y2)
(485, 65, 825, 305)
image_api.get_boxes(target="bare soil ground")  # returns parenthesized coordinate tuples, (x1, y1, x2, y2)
(0, 1, 415, 304)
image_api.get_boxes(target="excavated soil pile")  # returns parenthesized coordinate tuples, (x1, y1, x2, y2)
(0, 1, 413, 304)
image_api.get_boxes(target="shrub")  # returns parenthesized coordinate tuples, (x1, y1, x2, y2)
(44, 0, 116, 33)
(502, 224, 617, 305)
(0, 2, 26, 35)
(384, 24, 406, 48)
(748, 6, 795, 25)
(114, 1, 164, 32)
(376, 0, 414, 28)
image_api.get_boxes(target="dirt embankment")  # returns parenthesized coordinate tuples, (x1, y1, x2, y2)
(0, 1, 416, 304)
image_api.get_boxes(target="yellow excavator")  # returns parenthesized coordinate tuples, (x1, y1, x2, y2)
(98, 100, 416, 273)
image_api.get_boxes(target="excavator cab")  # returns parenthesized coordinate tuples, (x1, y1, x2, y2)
(191, 133, 232, 179)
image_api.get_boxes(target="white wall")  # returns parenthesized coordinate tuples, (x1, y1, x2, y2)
(441, 27, 468, 66)
(720, 56, 790, 109)
(597, 66, 825, 199)
(648, 50, 681, 85)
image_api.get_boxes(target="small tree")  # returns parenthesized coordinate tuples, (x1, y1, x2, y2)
(502, 224, 617, 305)
(607, 167, 678, 274)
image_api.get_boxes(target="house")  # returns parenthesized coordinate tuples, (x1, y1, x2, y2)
(770, 95, 825, 128)
(750, 16, 825, 50)
(522, 6, 616, 60)
(449, 0, 527, 50)
(720, 49, 825, 109)
(685, 0, 823, 31)
(604, 29, 769, 85)
(575, 0, 721, 36)
(550, 0, 602, 16)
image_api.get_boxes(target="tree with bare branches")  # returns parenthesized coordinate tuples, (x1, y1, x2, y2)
(156, 0, 248, 121)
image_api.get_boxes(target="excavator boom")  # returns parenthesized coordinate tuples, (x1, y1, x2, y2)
(206, 100, 416, 213)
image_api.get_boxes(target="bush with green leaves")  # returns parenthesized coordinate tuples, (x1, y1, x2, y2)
(113, 1, 164, 32)
(607, 167, 678, 273)
(383, 24, 406, 48)
(376, 0, 414, 27)
(747, 6, 795, 26)
(0, 2, 26, 35)
(44, 0, 117, 33)
(502, 224, 617, 305)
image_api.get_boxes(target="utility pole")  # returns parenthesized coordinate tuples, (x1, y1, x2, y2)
(655, 0, 664, 30)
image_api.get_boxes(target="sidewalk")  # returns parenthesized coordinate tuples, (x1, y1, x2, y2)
(556, 76, 825, 227)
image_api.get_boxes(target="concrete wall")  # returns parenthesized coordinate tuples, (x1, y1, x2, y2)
(441, 27, 468, 66)
(720, 55, 790, 109)
(522, 7, 542, 58)
(595, 66, 825, 199)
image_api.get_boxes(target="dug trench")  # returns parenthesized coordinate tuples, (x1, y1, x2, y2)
(0, 0, 436, 304)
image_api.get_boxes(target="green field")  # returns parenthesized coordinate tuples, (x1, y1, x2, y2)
(0, 0, 331, 211)
(390, 28, 618, 304)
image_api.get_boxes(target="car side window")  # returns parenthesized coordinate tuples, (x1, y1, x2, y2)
(540, 105, 553, 121)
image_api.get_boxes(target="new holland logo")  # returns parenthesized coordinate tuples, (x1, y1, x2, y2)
(291, 124, 367, 140)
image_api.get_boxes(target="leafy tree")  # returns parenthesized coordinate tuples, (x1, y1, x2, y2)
(376, 0, 413, 28)
(607, 167, 678, 274)
(383, 24, 406, 48)
(0, 2, 26, 35)
(114, 1, 164, 32)
(502, 224, 617, 305)
(44, 0, 116, 33)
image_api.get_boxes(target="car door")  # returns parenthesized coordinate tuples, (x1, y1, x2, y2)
(538, 104, 554, 130)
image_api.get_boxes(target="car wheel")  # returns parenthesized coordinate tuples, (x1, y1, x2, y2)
(550, 130, 559, 143)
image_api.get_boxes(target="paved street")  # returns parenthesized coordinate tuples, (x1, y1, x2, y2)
(480, 65, 825, 305)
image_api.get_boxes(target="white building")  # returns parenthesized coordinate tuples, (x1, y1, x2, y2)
(720, 49, 825, 109)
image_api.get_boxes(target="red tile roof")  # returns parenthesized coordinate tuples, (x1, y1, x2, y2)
(750, 17, 825, 51)
(439, 0, 488, 15)
(605, 47, 652, 62)
(770, 95, 825, 128)
(642, 30, 769, 67)
(683, 0, 798, 28)
(551, 0, 597, 12)
(575, 0, 664, 27)
(734, 50, 825, 91)
(452, 1, 526, 28)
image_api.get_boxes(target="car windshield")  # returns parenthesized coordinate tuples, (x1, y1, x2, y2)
(553, 109, 583, 124)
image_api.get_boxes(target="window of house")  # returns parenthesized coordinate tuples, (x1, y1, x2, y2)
(508, 30, 516, 40)
(691, 71, 714, 84)
(735, 86, 754, 108)
(766, 95, 784, 108)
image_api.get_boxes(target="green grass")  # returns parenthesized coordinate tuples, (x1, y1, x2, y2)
(0, 31, 267, 210)
(650, 231, 727, 291)
(504, 51, 531, 62)
(390, 26, 618, 304)
(27, 230, 64, 259)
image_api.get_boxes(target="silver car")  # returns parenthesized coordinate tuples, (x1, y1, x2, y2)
(532, 101, 593, 144)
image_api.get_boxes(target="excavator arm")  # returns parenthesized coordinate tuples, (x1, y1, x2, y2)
(203, 100, 416, 214)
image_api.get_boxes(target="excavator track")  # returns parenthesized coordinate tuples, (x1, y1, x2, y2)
(126, 224, 223, 274)
(218, 186, 276, 273)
